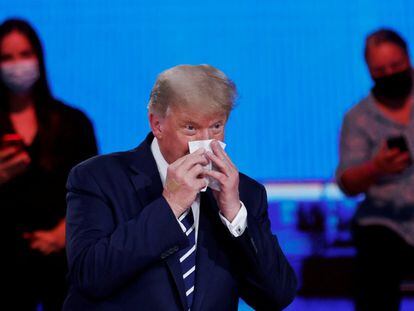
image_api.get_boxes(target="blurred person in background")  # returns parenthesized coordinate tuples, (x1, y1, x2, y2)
(0, 18, 98, 310)
(337, 28, 414, 311)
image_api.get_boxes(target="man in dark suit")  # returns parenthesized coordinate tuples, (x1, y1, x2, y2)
(63, 65, 297, 310)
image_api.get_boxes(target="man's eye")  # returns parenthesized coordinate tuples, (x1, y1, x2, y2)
(185, 125, 195, 131)
(212, 123, 222, 131)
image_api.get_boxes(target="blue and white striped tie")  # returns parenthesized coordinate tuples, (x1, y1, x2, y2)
(178, 208, 196, 310)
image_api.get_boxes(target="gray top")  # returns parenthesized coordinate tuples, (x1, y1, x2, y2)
(337, 73, 414, 245)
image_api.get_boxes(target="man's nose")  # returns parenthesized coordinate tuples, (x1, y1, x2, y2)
(196, 129, 210, 141)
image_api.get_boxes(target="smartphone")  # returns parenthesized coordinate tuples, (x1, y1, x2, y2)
(386, 135, 409, 152)
(0, 133, 25, 149)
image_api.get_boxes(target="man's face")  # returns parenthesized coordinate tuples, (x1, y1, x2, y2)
(150, 105, 227, 164)
(366, 42, 411, 79)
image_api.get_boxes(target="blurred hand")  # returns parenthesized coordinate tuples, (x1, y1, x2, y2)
(204, 140, 240, 222)
(372, 142, 411, 175)
(23, 221, 66, 255)
(0, 146, 31, 186)
(163, 148, 209, 218)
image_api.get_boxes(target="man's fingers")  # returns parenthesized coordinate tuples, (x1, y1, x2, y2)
(188, 163, 205, 178)
(211, 141, 234, 167)
(169, 153, 188, 169)
(183, 165, 207, 192)
(194, 178, 208, 191)
(206, 151, 229, 176)
(180, 148, 208, 171)
(171, 147, 205, 166)
(204, 169, 226, 185)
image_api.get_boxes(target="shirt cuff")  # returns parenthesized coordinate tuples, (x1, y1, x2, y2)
(219, 201, 248, 237)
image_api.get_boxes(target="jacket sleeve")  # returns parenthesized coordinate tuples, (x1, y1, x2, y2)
(231, 184, 297, 310)
(65, 164, 188, 299)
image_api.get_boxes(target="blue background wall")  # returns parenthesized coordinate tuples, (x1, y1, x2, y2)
(1, 0, 413, 181)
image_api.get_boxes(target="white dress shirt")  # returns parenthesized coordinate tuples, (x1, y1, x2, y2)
(150, 138, 248, 241)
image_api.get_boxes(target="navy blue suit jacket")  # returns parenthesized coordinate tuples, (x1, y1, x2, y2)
(63, 134, 297, 310)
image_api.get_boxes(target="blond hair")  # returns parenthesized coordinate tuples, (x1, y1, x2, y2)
(148, 64, 237, 117)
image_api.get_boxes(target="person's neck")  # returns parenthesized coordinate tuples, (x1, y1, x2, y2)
(9, 92, 35, 113)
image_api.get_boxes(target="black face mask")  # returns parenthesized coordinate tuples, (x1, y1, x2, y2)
(372, 68, 413, 103)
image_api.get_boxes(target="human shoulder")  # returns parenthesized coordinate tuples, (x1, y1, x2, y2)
(343, 95, 372, 123)
(69, 149, 133, 180)
(339, 95, 379, 137)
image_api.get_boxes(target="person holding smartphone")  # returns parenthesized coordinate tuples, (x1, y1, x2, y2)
(0, 18, 98, 310)
(336, 29, 414, 311)
(0, 133, 30, 185)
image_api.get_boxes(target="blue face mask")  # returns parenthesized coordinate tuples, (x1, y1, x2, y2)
(1, 59, 40, 94)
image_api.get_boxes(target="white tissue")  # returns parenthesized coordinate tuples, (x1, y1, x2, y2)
(188, 139, 226, 192)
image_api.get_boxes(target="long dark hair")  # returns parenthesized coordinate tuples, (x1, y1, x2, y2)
(0, 18, 60, 170)
(0, 18, 55, 132)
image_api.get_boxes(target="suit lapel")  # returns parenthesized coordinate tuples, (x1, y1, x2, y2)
(127, 133, 188, 310)
(192, 190, 220, 311)
(128, 133, 164, 208)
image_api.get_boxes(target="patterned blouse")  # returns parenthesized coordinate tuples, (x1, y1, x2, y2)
(337, 76, 414, 246)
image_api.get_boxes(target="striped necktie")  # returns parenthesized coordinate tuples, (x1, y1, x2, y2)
(178, 208, 196, 310)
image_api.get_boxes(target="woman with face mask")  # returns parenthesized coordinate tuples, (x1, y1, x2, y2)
(336, 29, 414, 311)
(0, 18, 98, 310)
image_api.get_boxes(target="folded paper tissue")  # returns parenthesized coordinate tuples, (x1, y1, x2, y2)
(188, 139, 226, 192)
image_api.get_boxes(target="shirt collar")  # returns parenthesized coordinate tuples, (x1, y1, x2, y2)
(150, 137, 169, 187)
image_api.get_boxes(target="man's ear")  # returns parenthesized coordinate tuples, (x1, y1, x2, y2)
(149, 113, 164, 139)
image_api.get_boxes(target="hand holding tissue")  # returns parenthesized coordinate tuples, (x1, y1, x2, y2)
(188, 139, 226, 191)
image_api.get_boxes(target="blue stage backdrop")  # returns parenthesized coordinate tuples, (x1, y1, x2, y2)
(1, 1, 413, 181)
